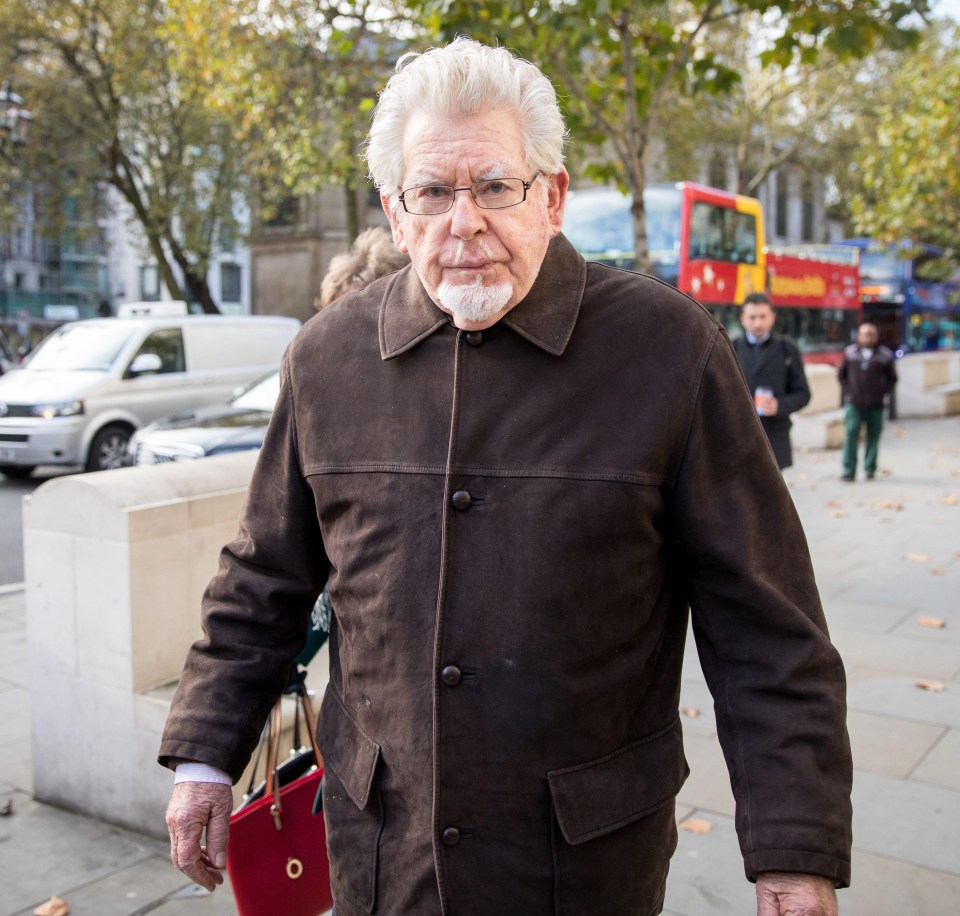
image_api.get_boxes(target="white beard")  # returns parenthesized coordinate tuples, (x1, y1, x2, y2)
(437, 275, 513, 325)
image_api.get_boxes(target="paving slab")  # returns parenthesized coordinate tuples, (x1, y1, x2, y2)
(846, 710, 944, 778)
(676, 732, 736, 818)
(910, 726, 960, 791)
(832, 628, 960, 680)
(850, 770, 960, 875)
(820, 599, 914, 635)
(847, 674, 960, 728)
(662, 812, 755, 916)
(844, 850, 960, 915)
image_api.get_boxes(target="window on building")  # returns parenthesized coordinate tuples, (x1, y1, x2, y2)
(140, 265, 160, 300)
(221, 262, 242, 303)
(775, 171, 789, 238)
(262, 194, 299, 228)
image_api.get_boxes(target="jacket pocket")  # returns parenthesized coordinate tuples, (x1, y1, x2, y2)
(318, 686, 383, 914)
(547, 718, 689, 915)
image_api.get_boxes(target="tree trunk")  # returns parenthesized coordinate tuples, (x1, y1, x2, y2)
(344, 183, 360, 242)
(180, 265, 220, 314)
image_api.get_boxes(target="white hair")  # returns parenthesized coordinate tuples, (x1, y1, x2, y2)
(365, 38, 567, 210)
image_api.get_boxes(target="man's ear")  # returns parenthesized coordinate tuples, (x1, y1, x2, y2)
(546, 169, 570, 237)
(382, 194, 408, 253)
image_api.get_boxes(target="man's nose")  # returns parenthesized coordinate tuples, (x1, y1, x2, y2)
(448, 189, 486, 238)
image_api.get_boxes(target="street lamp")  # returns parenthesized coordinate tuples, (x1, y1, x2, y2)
(0, 80, 31, 160)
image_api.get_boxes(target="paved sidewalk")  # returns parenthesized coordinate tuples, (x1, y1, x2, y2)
(1, 416, 958, 915)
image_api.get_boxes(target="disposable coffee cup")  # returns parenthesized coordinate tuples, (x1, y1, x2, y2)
(755, 386, 773, 416)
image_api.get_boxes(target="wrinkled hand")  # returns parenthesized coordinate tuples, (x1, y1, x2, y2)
(166, 781, 233, 891)
(756, 872, 837, 916)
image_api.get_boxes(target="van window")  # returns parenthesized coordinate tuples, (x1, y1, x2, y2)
(131, 328, 186, 374)
(24, 323, 133, 371)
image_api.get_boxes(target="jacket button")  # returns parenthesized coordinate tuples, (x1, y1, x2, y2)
(451, 490, 472, 510)
(465, 331, 484, 347)
(442, 826, 461, 846)
(441, 665, 462, 686)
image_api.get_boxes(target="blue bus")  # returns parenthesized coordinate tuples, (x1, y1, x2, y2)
(836, 238, 960, 353)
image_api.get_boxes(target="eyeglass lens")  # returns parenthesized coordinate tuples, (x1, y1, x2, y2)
(403, 178, 527, 214)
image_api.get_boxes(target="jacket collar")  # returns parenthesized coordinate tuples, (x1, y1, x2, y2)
(379, 234, 587, 360)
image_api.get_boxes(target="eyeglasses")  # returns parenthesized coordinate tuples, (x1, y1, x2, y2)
(398, 173, 540, 216)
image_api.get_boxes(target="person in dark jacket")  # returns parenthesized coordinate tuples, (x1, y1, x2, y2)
(733, 292, 811, 470)
(838, 322, 897, 481)
(161, 39, 851, 916)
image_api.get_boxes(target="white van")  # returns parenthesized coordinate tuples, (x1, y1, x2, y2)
(0, 314, 300, 476)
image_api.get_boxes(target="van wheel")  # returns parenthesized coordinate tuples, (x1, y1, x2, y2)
(0, 465, 36, 479)
(86, 424, 133, 472)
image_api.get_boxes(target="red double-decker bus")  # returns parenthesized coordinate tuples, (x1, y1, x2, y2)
(561, 181, 861, 363)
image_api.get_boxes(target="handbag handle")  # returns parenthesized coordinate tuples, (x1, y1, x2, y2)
(266, 681, 324, 829)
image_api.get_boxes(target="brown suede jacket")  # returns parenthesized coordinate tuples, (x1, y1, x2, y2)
(160, 234, 852, 915)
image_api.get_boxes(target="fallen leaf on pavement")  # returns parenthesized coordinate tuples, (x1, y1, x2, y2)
(825, 500, 845, 509)
(905, 553, 931, 563)
(679, 817, 712, 834)
(929, 568, 947, 576)
(681, 707, 700, 718)
(943, 495, 958, 506)
(873, 500, 903, 511)
(915, 680, 945, 692)
(832, 510, 847, 519)
(33, 897, 69, 916)
(918, 616, 946, 628)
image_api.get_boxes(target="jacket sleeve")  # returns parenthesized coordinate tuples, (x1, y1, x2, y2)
(777, 340, 811, 417)
(837, 357, 849, 406)
(671, 327, 852, 887)
(158, 347, 330, 781)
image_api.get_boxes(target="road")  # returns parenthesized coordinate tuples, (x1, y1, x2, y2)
(0, 467, 77, 585)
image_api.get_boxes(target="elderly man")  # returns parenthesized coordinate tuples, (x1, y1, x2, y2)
(161, 39, 851, 916)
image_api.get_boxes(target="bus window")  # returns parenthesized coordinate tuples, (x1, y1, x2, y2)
(689, 202, 757, 264)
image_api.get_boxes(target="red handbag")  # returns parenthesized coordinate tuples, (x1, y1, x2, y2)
(227, 682, 334, 916)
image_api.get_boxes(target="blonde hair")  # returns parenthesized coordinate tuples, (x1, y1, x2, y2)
(316, 226, 409, 310)
(365, 38, 567, 212)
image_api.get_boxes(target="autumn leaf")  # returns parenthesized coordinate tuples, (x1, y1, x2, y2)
(679, 817, 713, 834)
(915, 680, 945, 692)
(33, 897, 69, 916)
(874, 500, 903, 511)
(905, 553, 931, 563)
(918, 616, 946, 629)
(929, 568, 947, 576)
(943, 495, 958, 506)
(681, 707, 700, 718)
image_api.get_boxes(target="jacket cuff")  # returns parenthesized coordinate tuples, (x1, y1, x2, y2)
(744, 849, 851, 889)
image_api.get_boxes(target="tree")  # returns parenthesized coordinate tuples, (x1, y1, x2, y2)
(0, 0, 256, 312)
(417, 0, 929, 271)
(203, 1, 421, 241)
(847, 23, 960, 275)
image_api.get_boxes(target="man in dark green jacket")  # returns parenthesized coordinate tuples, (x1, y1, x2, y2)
(839, 322, 898, 480)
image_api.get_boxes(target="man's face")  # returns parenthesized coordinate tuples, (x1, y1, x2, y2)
(740, 303, 776, 339)
(857, 324, 879, 348)
(383, 109, 568, 331)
